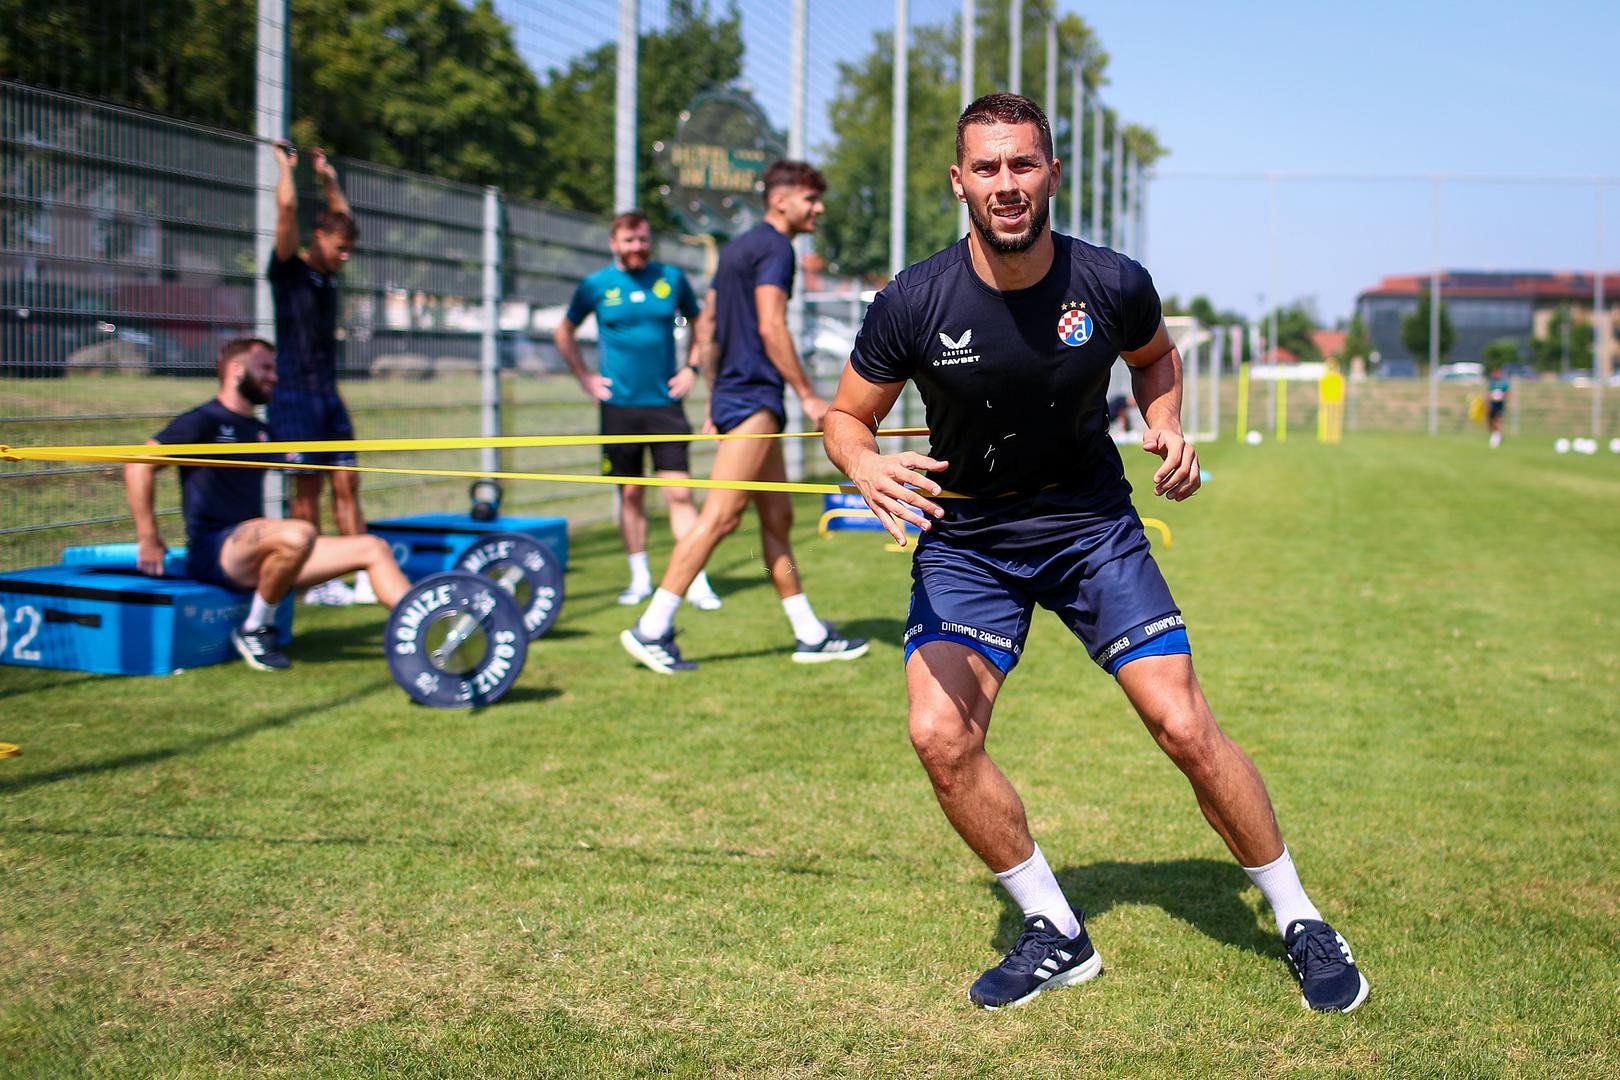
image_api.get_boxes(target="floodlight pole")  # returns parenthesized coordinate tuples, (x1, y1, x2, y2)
(959, 0, 974, 238)
(1111, 123, 1124, 250)
(615, 0, 638, 213)
(255, 0, 288, 520)
(1595, 179, 1607, 439)
(1044, 19, 1057, 118)
(891, 0, 908, 280)
(1090, 96, 1103, 243)
(1429, 178, 1441, 436)
(787, 0, 808, 479)
(1070, 69, 1083, 239)
(1009, 0, 1022, 95)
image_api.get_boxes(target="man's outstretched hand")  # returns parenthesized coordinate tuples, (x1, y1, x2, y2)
(848, 450, 950, 547)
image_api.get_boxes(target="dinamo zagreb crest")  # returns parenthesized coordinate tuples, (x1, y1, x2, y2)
(1058, 301, 1093, 347)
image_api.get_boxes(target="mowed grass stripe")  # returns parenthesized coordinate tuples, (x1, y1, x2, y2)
(1, 433, 1617, 1078)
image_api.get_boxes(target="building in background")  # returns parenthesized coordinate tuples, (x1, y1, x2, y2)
(1357, 271, 1620, 369)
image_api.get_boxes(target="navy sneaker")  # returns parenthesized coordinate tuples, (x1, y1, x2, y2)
(791, 622, 869, 664)
(969, 910, 1103, 1010)
(231, 625, 290, 671)
(619, 625, 696, 674)
(1285, 918, 1369, 1012)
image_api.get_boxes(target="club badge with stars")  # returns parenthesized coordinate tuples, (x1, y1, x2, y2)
(1058, 299, 1093, 347)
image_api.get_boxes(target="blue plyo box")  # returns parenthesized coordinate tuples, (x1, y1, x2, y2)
(0, 565, 294, 676)
(369, 513, 569, 582)
(819, 492, 919, 534)
(62, 541, 190, 578)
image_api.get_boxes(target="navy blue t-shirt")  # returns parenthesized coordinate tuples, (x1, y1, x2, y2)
(850, 234, 1162, 549)
(153, 400, 271, 543)
(268, 252, 340, 395)
(712, 222, 796, 405)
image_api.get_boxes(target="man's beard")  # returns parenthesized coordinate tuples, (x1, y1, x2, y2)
(238, 373, 271, 405)
(970, 195, 1049, 254)
(620, 251, 648, 271)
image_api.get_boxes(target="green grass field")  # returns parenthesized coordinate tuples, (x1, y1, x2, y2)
(2, 433, 1617, 1078)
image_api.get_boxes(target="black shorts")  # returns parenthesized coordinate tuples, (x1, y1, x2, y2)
(185, 523, 247, 590)
(269, 391, 358, 470)
(601, 403, 692, 477)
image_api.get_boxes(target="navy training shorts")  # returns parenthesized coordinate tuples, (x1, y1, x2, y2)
(601, 403, 692, 476)
(709, 390, 785, 435)
(902, 509, 1189, 677)
(184, 523, 247, 591)
(269, 391, 358, 470)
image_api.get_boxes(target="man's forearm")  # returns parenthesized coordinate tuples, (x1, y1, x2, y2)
(323, 173, 352, 218)
(554, 325, 591, 381)
(1130, 347, 1184, 432)
(124, 465, 161, 542)
(760, 322, 814, 399)
(823, 409, 880, 479)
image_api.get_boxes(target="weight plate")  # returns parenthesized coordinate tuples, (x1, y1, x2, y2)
(455, 531, 564, 641)
(385, 571, 528, 708)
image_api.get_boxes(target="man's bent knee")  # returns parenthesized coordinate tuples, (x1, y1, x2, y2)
(908, 710, 985, 778)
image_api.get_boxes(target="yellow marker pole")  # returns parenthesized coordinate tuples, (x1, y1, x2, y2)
(1236, 362, 1250, 442)
(1276, 378, 1288, 443)
(1318, 370, 1346, 444)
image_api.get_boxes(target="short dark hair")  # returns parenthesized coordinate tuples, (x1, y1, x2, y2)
(313, 208, 358, 241)
(610, 211, 650, 235)
(763, 159, 826, 197)
(218, 337, 273, 380)
(956, 93, 1053, 163)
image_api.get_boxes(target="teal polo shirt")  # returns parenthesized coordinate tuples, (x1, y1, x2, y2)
(565, 262, 700, 407)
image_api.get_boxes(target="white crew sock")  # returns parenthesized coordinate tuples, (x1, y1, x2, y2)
(637, 588, 683, 639)
(242, 592, 276, 632)
(781, 593, 827, 644)
(687, 570, 717, 598)
(995, 844, 1081, 938)
(1243, 845, 1323, 937)
(627, 551, 652, 591)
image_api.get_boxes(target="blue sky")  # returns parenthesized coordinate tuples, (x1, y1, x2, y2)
(498, 0, 1620, 321)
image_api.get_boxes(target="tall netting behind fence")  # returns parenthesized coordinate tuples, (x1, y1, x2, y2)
(4, 0, 1171, 573)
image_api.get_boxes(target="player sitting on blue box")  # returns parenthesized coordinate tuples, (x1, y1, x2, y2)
(123, 338, 411, 671)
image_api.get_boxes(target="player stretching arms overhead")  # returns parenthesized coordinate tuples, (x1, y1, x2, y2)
(823, 93, 1368, 1013)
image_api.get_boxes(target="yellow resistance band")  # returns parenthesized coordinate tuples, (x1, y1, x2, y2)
(0, 428, 930, 463)
(1, 428, 957, 500)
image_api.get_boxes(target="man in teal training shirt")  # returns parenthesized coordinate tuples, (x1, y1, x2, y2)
(556, 212, 721, 608)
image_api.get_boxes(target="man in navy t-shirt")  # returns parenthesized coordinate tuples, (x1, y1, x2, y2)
(823, 94, 1368, 1014)
(125, 339, 409, 671)
(268, 141, 371, 606)
(620, 161, 866, 673)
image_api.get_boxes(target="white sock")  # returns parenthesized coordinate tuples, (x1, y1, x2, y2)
(687, 570, 716, 598)
(995, 844, 1081, 938)
(1243, 845, 1323, 937)
(781, 593, 827, 644)
(637, 588, 683, 639)
(242, 592, 275, 632)
(627, 551, 651, 591)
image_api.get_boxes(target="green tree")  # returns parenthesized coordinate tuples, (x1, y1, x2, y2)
(1528, 304, 1591, 373)
(1, 0, 549, 194)
(1482, 337, 1522, 371)
(1401, 291, 1455, 369)
(1262, 301, 1322, 361)
(1339, 313, 1372, 365)
(531, 0, 746, 224)
(817, 0, 1163, 277)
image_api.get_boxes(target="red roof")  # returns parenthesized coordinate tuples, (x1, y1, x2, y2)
(1360, 271, 1620, 301)
(1313, 329, 1347, 357)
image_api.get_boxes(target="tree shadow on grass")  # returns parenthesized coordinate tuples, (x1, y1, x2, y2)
(988, 858, 1278, 960)
(0, 674, 397, 797)
(0, 671, 115, 702)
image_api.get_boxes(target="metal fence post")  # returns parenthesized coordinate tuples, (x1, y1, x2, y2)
(481, 187, 501, 477)
(785, 0, 808, 483)
(1090, 96, 1103, 244)
(255, 0, 288, 520)
(615, 0, 638, 213)
(890, 0, 910, 435)
(959, 0, 974, 239)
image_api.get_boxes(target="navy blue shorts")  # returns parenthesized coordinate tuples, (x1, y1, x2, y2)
(710, 391, 785, 435)
(902, 509, 1189, 676)
(185, 523, 247, 591)
(269, 392, 357, 469)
